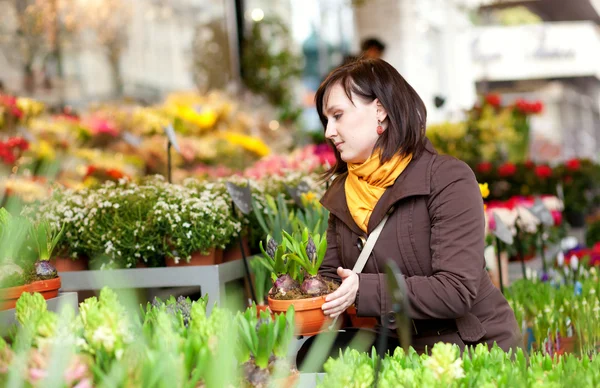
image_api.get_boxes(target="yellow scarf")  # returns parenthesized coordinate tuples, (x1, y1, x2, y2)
(345, 152, 412, 232)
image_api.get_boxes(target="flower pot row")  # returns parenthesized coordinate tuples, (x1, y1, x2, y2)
(50, 237, 251, 271)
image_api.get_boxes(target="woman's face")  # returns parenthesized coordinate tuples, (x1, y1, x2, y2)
(323, 83, 384, 164)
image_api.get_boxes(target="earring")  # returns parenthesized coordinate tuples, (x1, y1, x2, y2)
(376, 120, 384, 135)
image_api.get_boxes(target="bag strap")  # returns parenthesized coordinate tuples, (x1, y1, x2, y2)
(351, 212, 391, 274)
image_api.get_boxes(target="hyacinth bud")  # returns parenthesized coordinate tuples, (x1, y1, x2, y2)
(305, 236, 317, 262)
(266, 238, 278, 259)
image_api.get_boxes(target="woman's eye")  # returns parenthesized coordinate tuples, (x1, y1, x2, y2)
(333, 114, 342, 120)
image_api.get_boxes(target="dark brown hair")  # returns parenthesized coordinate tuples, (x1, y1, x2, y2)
(315, 58, 427, 180)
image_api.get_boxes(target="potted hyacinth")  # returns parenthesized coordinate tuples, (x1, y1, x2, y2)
(235, 304, 298, 387)
(257, 228, 338, 336)
(0, 210, 63, 310)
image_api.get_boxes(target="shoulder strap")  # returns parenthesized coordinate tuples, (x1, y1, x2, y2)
(351, 212, 390, 273)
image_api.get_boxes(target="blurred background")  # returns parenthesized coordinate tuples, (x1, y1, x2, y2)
(1, 0, 600, 227)
(2, 0, 599, 158)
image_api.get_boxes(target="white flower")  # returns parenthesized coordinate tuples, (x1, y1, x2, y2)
(91, 325, 116, 352)
(570, 255, 579, 271)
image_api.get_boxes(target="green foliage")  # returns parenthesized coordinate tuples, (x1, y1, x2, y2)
(31, 220, 65, 261)
(241, 16, 303, 123)
(283, 228, 327, 277)
(235, 304, 295, 369)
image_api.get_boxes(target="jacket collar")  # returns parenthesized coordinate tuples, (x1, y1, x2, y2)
(320, 138, 437, 235)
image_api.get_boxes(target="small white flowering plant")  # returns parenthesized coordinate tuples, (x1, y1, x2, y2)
(26, 176, 241, 268)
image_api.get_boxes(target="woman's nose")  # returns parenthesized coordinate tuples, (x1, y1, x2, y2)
(325, 122, 336, 139)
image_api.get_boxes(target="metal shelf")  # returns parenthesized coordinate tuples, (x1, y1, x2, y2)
(58, 258, 252, 313)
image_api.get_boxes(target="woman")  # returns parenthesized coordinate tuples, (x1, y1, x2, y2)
(297, 58, 520, 369)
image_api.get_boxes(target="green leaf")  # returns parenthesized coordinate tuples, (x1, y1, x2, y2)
(316, 236, 327, 271)
(255, 322, 275, 369)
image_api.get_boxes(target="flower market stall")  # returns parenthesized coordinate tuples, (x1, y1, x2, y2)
(2, 88, 600, 387)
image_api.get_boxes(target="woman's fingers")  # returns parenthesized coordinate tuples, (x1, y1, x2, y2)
(323, 304, 349, 317)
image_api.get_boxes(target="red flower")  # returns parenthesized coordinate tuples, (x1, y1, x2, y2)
(6, 137, 29, 151)
(477, 162, 493, 174)
(106, 168, 124, 180)
(485, 94, 502, 107)
(514, 99, 544, 114)
(534, 165, 552, 178)
(566, 158, 580, 171)
(85, 165, 97, 177)
(0, 95, 17, 107)
(0, 148, 16, 165)
(9, 106, 23, 119)
(524, 160, 535, 169)
(498, 163, 517, 177)
(552, 210, 562, 226)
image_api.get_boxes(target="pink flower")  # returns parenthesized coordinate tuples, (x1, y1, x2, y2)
(86, 117, 119, 137)
(73, 378, 94, 388)
(29, 368, 47, 381)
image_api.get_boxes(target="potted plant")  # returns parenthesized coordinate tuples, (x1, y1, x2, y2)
(160, 179, 241, 267)
(235, 303, 298, 387)
(259, 228, 338, 336)
(0, 211, 62, 310)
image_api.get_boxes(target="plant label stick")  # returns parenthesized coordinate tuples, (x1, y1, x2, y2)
(226, 181, 256, 303)
(527, 198, 554, 227)
(163, 124, 181, 153)
(226, 182, 253, 216)
(492, 212, 514, 245)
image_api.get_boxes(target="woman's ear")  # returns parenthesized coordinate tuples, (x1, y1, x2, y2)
(374, 99, 388, 122)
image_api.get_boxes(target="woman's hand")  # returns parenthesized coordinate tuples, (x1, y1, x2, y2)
(322, 267, 359, 318)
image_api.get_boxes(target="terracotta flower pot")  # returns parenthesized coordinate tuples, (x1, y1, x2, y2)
(345, 306, 378, 329)
(0, 277, 61, 311)
(223, 236, 250, 262)
(165, 248, 223, 267)
(268, 295, 330, 336)
(557, 335, 577, 354)
(256, 304, 272, 317)
(50, 256, 89, 272)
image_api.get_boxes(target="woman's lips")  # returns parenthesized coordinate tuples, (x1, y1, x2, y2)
(334, 142, 344, 150)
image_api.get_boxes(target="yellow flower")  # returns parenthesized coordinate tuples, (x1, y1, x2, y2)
(219, 131, 270, 157)
(16, 97, 45, 118)
(426, 122, 467, 140)
(31, 140, 56, 161)
(300, 191, 320, 208)
(479, 183, 490, 199)
(176, 106, 218, 130)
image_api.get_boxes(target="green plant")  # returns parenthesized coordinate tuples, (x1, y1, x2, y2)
(31, 220, 65, 261)
(252, 194, 294, 244)
(256, 235, 302, 295)
(0, 208, 33, 265)
(249, 259, 272, 305)
(241, 16, 303, 123)
(236, 304, 294, 369)
(283, 229, 326, 278)
(283, 228, 330, 296)
(295, 193, 329, 237)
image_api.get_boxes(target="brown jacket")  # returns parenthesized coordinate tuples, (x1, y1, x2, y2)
(319, 139, 521, 352)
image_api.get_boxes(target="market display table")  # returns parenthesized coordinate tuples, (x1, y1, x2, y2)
(59, 258, 251, 313)
(0, 292, 79, 336)
(297, 373, 325, 387)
